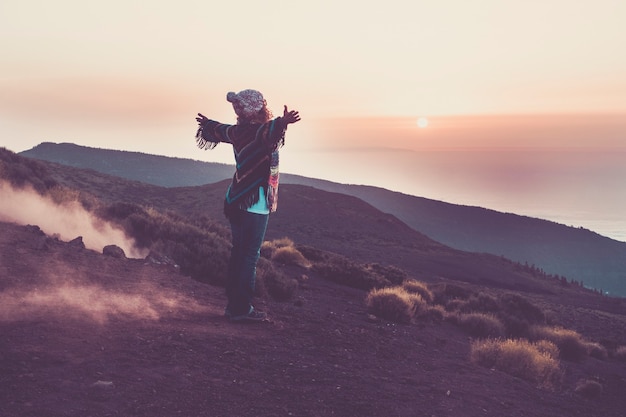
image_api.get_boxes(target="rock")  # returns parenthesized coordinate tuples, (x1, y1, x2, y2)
(89, 380, 115, 401)
(25, 225, 45, 236)
(103, 244, 126, 259)
(91, 380, 114, 389)
(68, 236, 85, 249)
(145, 251, 179, 270)
(34, 236, 50, 251)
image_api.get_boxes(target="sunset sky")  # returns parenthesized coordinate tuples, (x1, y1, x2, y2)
(1, 1, 626, 238)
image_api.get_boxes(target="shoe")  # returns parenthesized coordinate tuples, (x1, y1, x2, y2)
(230, 306, 267, 322)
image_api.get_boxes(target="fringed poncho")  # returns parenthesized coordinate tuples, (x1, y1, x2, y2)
(196, 118, 287, 218)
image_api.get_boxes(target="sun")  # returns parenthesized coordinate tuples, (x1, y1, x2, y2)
(416, 117, 429, 128)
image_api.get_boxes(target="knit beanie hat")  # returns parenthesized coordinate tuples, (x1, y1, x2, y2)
(226, 89, 265, 118)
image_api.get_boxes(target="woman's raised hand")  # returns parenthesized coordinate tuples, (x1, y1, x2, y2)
(196, 113, 209, 127)
(282, 106, 301, 125)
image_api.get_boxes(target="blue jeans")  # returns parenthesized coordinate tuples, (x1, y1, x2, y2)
(226, 210, 269, 316)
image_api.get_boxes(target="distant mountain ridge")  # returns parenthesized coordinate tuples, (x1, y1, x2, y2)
(20, 142, 234, 187)
(20, 142, 626, 297)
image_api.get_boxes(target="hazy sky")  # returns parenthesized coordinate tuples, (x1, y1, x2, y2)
(2, 0, 625, 152)
(1, 0, 625, 239)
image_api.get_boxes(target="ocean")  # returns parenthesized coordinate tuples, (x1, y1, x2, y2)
(283, 148, 626, 242)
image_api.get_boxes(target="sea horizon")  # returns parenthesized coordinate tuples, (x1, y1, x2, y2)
(283, 147, 626, 243)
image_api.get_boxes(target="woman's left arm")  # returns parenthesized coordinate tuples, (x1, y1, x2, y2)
(282, 106, 301, 125)
(263, 106, 301, 148)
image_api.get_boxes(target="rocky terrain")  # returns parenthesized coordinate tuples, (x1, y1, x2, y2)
(1, 148, 626, 416)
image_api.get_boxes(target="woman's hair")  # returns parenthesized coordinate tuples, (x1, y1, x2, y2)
(237, 105, 272, 125)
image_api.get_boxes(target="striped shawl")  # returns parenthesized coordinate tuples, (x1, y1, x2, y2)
(196, 118, 287, 217)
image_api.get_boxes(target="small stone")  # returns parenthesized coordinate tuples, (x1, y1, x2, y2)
(92, 380, 114, 389)
(103, 245, 126, 259)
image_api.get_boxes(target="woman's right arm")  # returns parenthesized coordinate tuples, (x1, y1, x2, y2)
(195, 113, 233, 150)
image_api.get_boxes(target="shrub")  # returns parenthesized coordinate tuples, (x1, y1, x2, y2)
(297, 247, 403, 290)
(424, 305, 447, 322)
(365, 287, 417, 324)
(271, 246, 312, 268)
(260, 242, 273, 259)
(402, 279, 433, 303)
(444, 298, 467, 312)
(462, 293, 500, 314)
(0, 148, 57, 194)
(497, 293, 545, 338)
(456, 312, 506, 338)
(534, 339, 560, 359)
(614, 346, 626, 362)
(498, 293, 545, 325)
(574, 379, 603, 398)
(528, 326, 588, 362)
(295, 245, 328, 263)
(408, 293, 428, 318)
(270, 237, 296, 248)
(470, 338, 561, 389)
(498, 315, 532, 339)
(261, 237, 296, 259)
(46, 185, 82, 206)
(430, 283, 473, 305)
(366, 263, 408, 285)
(585, 342, 608, 360)
(256, 258, 298, 301)
(100, 202, 231, 284)
(313, 255, 390, 290)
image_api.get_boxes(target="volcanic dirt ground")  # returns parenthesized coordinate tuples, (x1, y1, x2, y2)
(1, 222, 626, 417)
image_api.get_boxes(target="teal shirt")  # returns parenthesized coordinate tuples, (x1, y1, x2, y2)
(246, 186, 270, 215)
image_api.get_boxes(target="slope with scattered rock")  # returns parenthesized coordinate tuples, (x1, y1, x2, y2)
(1, 221, 626, 417)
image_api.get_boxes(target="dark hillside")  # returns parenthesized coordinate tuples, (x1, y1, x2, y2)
(19, 143, 626, 296)
(289, 179, 626, 296)
(20, 142, 234, 187)
(2, 221, 625, 417)
(0, 149, 626, 417)
(2, 148, 626, 416)
(0, 149, 592, 297)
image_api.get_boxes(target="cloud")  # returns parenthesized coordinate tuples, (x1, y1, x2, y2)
(0, 181, 146, 258)
(0, 76, 191, 126)
(0, 181, 210, 324)
(0, 280, 210, 324)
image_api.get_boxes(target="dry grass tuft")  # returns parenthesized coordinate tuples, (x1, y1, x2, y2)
(585, 342, 608, 360)
(444, 298, 467, 312)
(365, 264, 409, 285)
(424, 305, 447, 322)
(262, 238, 298, 259)
(408, 292, 429, 318)
(528, 326, 588, 362)
(498, 293, 546, 324)
(574, 379, 603, 398)
(365, 287, 417, 324)
(496, 293, 546, 338)
(256, 258, 298, 301)
(402, 279, 434, 303)
(430, 283, 473, 305)
(614, 345, 626, 362)
(455, 312, 506, 338)
(533, 339, 560, 359)
(271, 246, 312, 268)
(460, 292, 500, 314)
(429, 285, 547, 339)
(470, 338, 562, 389)
(312, 254, 391, 290)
